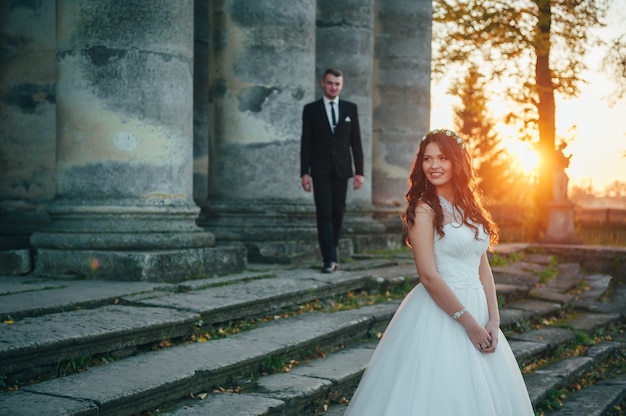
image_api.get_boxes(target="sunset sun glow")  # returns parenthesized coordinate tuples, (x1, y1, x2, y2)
(506, 140, 540, 176)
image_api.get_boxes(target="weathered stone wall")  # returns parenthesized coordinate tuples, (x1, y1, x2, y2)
(0, 1, 56, 249)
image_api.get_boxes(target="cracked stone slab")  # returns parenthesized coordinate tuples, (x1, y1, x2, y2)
(534, 356, 594, 384)
(0, 279, 174, 320)
(508, 327, 576, 349)
(506, 299, 562, 317)
(578, 273, 612, 300)
(126, 275, 373, 325)
(23, 349, 199, 416)
(587, 342, 625, 361)
(545, 263, 581, 292)
(567, 312, 622, 332)
(291, 345, 374, 385)
(492, 267, 540, 287)
(496, 283, 529, 299)
(162, 392, 286, 416)
(524, 373, 562, 405)
(176, 270, 279, 291)
(509, 340, 550, 365)
(0, 305, 199, 375)
(524, 355, 597, 405)
(529, 287, 575, 305)
(547, 374, 626, 415)
(18, 304, 389, 416)
(0, 275, 65, 295)
(500, 308, 530, 327)
(0, 389, 99, 416)
(253, 372, 333, 412)
(524, 254, 554, 265)
(575, 284, 626, 316)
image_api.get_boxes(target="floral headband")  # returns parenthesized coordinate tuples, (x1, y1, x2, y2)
(421, 128, 465, 149)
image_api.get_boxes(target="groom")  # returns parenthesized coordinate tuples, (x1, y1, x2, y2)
(300, 68, 364, 273)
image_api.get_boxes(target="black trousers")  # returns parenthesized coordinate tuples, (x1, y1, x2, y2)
(312, 172, 348, 266)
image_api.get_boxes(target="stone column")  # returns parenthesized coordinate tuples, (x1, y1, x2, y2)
(0, 0, 56, 274)
(315, 0, 391, 253)
(193, 0, 210, 205)
(373, 0, 432, 206)
(198, 0, 318, 263)
(31, 0, 245, 281)
(371, 0, 432, 242)
(315, 0, 375, 206)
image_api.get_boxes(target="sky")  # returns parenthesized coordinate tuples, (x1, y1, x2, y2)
(430, 1, 626, 193)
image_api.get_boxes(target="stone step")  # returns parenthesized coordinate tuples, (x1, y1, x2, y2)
(2, 297, 616, 416)
(0, 261, 416, 381)
(156, 314, 624, 416)
(322, 373, 626, 416)
(545, 374, 626, 416)
(0, 253, 619, 416)
(0, 302, 399, 416)
(524, 341, 623, 405)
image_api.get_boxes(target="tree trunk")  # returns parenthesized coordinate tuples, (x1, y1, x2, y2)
(534, 0, 557, 235)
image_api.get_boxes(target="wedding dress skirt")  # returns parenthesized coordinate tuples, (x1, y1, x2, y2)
(344, 223, 534, 415)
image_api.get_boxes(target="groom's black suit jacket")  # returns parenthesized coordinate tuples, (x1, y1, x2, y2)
(300, 98, 364, 179)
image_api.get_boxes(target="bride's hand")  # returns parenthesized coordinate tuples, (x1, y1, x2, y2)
(481, 321, 500, 353)
(463, 319, 493, 353)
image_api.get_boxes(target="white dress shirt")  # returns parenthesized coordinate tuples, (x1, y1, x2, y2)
(323, 96, 339, 131)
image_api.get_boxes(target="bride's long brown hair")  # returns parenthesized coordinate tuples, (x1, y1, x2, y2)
(402, 129, 499, 247)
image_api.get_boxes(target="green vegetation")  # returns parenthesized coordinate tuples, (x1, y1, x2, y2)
(490, 251, 525, 267)
(536, 256, 559, 284)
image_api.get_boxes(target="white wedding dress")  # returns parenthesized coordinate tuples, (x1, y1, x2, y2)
(344, 198, 534, 415)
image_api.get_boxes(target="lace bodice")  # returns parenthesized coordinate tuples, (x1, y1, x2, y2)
(434, 196, 488, 288)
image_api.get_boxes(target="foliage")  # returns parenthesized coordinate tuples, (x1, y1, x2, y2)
(432, 0, 611, 217)
(536, 255, 559, 283)
(602, 180, 626, 198)
(260, 354, 296, 375)
(602, 32, 626, 104)
(450, 64, 525, 203)
(490, 251, 525, 267)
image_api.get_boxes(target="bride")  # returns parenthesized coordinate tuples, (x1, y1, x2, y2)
(344, 129, 534, 415)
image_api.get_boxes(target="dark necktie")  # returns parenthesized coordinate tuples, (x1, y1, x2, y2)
(330, 101, 337, 131)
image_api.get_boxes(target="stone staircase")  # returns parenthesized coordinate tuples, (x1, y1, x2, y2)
(0, 246, 625, 415)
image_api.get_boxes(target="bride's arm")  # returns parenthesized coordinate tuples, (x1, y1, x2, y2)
(478, 252, 500, 351)
(409, 203, 491, 350)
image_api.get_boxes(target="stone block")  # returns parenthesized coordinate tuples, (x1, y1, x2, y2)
(0, 249, 32, 276)
(162, 393, 285, 416)
(33, 246, 246, 282)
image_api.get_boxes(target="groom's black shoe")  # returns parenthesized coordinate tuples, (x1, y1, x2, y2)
(322, 262, 338, 273)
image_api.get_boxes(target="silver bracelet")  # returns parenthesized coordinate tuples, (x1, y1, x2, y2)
(452, 308, 467, 320)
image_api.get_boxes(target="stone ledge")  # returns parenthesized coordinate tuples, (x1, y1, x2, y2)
(33, 245, 247, 282)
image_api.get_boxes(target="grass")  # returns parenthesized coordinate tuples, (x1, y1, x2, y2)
(536, 255, 559, 284)
(490, 251, 525, 267)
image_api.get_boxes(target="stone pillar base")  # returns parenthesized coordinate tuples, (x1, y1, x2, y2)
(33, 246, 247, 282)
(199, 200, 393, 264)
(0, 249, 33, 276)
(542, 201, 581, 244)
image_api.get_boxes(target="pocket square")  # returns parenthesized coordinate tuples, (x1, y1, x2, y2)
(344, 116, 351, 122)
